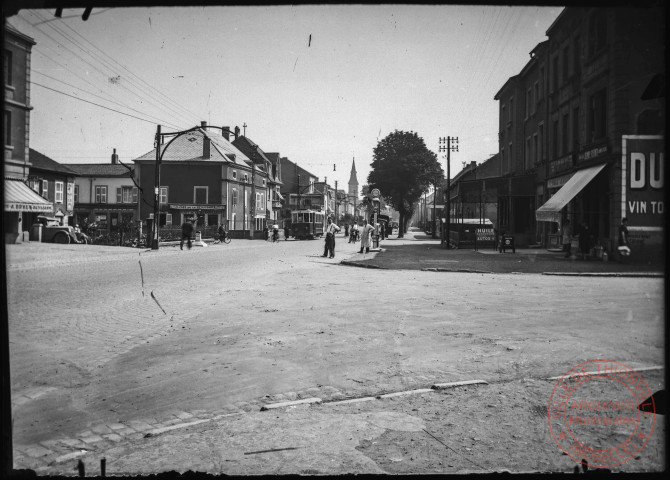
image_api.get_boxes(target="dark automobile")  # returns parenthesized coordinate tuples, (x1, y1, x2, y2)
(35, 216, 80, 244)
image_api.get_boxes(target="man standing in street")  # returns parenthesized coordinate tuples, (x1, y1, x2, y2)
(180, 219, 195, 250)
(322, 216, 340, 258)
(562, 219, 572, 258)
(359, 218, 374, 254)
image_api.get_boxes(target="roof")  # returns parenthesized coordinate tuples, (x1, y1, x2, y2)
(29, 149, 78, 175)
(232, 136, 272, 172)
(62, 163, 134, 177)
(133, 128, 250, 166)
(265, 152, 281, 163)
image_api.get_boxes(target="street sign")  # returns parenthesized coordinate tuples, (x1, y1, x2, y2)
(371, 188, 380, 197)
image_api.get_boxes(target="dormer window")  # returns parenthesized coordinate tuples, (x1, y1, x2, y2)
(232, 170, 237, 180)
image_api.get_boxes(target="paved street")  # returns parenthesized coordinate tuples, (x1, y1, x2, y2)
(5, 230, 665, 474)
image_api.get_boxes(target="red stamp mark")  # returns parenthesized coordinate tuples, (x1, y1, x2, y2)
(548, 360, 656, 468)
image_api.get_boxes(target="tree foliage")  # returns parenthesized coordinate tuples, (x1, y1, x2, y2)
(367, 130, 443, 237)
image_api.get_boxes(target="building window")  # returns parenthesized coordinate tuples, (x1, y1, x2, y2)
(501, 104, 506, 126)
(533, 133, 539, 164)
(42, 180, 49, 199)
(574, 36, 581, 74)
(533, 82, 539, 113)
(74, 184, 79, 203)
(55, 181, 64, 203)
(563, 45, 570, 81)
(194, 186, 207, 204)
(159, 186, 168, 204)
(509, 97, 513, 123)
(262, 178, 266, 187)
(539, 66, 544, 99)
(538, 123, 544, 162)
(525, 137, 531, 170)
(207, 214, 218, 226)
(525, 89, 531, 119)
(573, 107, 580, 151)
(232, 188, 238, 205)
(29, 178, 39, 193)
(244, 173, 249, 183)
(552, 55, 559, 91)
(4, 110, 10, 146)
(588, 11, 607, 57)
(588, 89, 607, 142)
(117, 186, 137, 203)
(232, 170, 237, 180)
(3, 49, 12, 86)
(552, 119, 559, 159)
(95, 185, 107, 203)
(562, 113, 569, 155)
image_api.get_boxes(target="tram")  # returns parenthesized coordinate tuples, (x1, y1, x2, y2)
(290, 209, 325, 240)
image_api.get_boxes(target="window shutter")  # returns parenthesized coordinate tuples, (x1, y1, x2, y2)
(117, 187, 122, 203)
(132, 187, 138, 203)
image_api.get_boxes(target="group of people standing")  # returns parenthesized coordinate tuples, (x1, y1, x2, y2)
(561, 217, 630, 261)
(321, 217, 378, 258)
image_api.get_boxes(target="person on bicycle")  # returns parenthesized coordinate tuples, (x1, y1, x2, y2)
(218, 224, 227, 242)
(272, 223, 279, 242)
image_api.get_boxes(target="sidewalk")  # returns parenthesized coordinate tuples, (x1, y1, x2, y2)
(341, 229, 664, 276)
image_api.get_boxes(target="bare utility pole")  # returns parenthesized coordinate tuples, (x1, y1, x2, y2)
(251, 146, 258, 239)
(335, 180, 338, 221)
(152, 125, 161, 250)
(438, 136, 459, 248)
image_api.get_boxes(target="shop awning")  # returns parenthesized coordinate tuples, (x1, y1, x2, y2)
(4, 179, 53, 212)
(536, 163, 606, 223)
(275, 192, 284, 201)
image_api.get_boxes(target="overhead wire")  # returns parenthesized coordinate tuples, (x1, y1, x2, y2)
(52, 12, 204, 126)
(32, 70, 184, 129)
(24, 10, 195, 131)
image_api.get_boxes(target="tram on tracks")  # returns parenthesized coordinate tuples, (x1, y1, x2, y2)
(290, 209, 325, 240)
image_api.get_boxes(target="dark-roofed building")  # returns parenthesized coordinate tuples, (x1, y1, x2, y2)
(63, 148, 138, 235)
(232, 136, 283, 228)
(133, 123, 266, 239)
(27, 148, 78, 227)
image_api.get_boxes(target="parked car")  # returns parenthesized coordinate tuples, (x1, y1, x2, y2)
(390, 221, 399, 234)
(35, 216, 80, 244)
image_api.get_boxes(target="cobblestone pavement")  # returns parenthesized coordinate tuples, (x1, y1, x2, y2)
(5, 234, 665, 474)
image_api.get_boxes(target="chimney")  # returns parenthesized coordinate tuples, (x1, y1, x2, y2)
(203, 135, 210, 159)
(470, 161, 477, 169)
(234, 126, 240, 139)
(111, 148, 118, 164)
(222, 126, 230, 141)
(201, 121, 207, 129)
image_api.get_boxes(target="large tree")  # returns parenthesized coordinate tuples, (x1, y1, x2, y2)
(367, 130, 443, 237)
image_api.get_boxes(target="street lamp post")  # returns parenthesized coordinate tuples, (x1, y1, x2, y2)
(438, 136, 459, 248)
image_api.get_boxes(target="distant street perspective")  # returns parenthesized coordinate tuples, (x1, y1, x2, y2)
(6, 232, 665, 474)
(2, 3, 665, 477)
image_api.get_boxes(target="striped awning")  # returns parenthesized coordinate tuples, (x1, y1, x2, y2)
(4, 179, 53, 212)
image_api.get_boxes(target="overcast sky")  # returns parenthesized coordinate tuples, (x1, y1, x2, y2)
(8, 5, 563, 191)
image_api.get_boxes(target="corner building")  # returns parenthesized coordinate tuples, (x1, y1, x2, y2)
(494, 6, 664, 259)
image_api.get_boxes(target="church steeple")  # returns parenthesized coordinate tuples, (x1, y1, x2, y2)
(348, 157, 359, 198)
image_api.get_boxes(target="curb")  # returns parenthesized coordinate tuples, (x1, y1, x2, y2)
(339, 260, 389, 269)
(431, 379, 489, 389)
(545, 365, 664, 381)
(542, 272, 663, 277)
(260, 397, 322, 411)
(326, 396, 377, 406)
(422, 268, 493, 274)
(377, 388, 434, 399)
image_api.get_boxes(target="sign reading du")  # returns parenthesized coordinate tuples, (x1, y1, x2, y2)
(622, 136, 664, 228)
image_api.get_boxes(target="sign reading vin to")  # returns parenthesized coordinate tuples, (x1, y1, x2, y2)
(622, 136, 663, 227)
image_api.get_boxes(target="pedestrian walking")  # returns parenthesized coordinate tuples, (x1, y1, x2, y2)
(562, 219, 572, 258)
(344, 224, 349, 237)
(618, 217, 631, 261)
(322, 217, 340, 258)
(578, 222, 592, 260)
(349, 223, 359, 243)
(359, 218, 374, 254)
(180, 219, 195, 250)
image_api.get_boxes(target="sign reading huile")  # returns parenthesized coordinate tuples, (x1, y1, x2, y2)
(622, 136, 664, 229)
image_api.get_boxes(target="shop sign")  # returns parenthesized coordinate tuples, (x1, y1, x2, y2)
(549, 154, 574, 175)
(169, 203, 225, 210)
(5, 202, 53, 212)
(578, 144, 608, 162)
(622, 136, 664, 228)
(67, 182, 74, 211)
(475, 227, 495, 242)
(547, 173, 574, 190)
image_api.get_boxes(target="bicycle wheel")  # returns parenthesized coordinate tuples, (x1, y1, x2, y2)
(223, 236, 231, 244)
